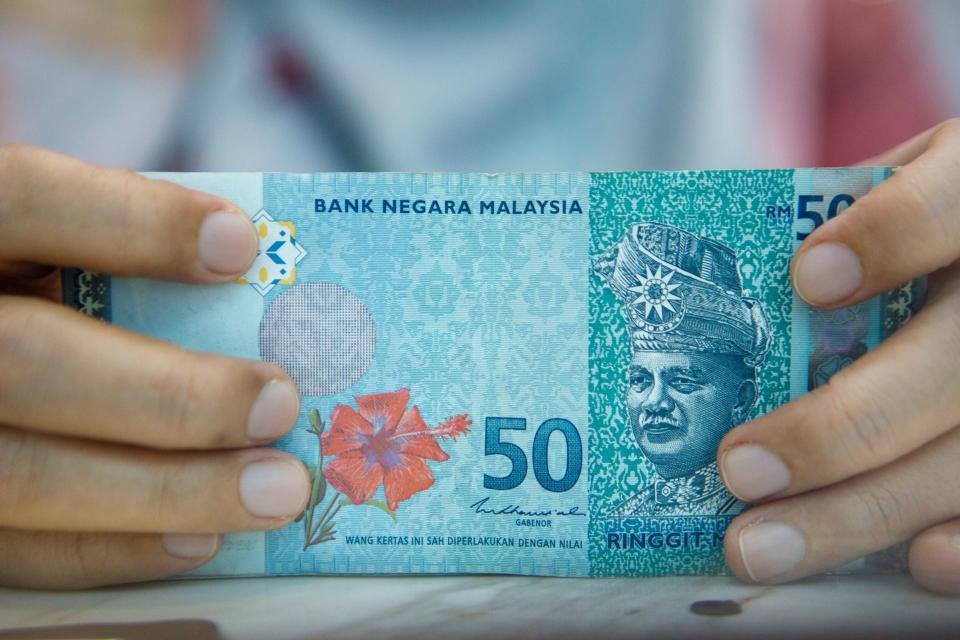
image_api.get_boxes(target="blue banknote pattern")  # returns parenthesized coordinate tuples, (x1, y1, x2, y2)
(260, 173, 591, 576)
(61, 169, 918, 577)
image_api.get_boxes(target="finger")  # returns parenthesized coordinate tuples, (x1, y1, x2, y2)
(723, 426, 960, 585)
(0, 144, 257, 283)
(717, 283, 960, 503)
(856, 122, 942, 167)
(0, 529, 220, 589)
(0, 296, 300, 449)
(0, 267, 59, 300)
(909, 519, 960, 595)
(791, 118, 960, 308)
(0, 427, 311, 532)
(0, 262, 57, 281)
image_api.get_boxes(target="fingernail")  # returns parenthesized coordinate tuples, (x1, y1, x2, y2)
(162, 534, 220, 559)
(247, 379, 300, 441)
(739, 521, 806, 582)
(721, 444, 791, 501)
(197, 211, 257, 275)
(793, 242, 864, 306)
(239, 459, 309, 518)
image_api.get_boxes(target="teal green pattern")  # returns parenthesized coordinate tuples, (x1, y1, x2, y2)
(588, 170, 795, 576)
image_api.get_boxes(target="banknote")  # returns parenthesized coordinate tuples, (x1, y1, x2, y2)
(62, 170, 923, 577)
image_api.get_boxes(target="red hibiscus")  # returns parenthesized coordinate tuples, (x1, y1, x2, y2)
(321, 388, 470, 511)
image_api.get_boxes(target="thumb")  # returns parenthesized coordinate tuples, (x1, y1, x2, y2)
(792, 119, 960, 308)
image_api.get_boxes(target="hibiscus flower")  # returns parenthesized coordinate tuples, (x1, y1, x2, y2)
(321, 388, 470, 511)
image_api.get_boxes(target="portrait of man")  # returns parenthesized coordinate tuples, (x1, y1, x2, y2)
(594, 222, 771, 516)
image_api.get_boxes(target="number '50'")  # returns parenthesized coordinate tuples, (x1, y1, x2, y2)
(796, 193, 856, 241)
(483, 417, 582, 493)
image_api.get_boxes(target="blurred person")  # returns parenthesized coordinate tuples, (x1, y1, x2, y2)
(1, 0, 960, 594)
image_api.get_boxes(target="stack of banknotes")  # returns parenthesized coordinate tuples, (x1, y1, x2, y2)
(63, 169, 923, 578)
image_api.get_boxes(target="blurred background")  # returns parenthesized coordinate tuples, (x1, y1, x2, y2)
(0, 0, 956, 172)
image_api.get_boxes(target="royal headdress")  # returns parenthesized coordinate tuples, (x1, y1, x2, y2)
(594, 222, 771, 366)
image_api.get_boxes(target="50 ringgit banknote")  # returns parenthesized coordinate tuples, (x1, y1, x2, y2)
(63, 170, 923, 578)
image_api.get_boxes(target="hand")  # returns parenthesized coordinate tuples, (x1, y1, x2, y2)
(0, 145, 309, 589)
(718, 119, 960, 595)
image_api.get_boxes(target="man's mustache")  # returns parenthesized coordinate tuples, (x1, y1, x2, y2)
(639, 413, 681, 430)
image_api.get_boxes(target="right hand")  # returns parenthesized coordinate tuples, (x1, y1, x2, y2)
(0, 145, 310, 589)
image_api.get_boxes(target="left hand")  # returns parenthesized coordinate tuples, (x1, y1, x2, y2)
(718, 119, 960, 595)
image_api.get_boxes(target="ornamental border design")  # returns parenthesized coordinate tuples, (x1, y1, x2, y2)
(62, 269, 111, 321)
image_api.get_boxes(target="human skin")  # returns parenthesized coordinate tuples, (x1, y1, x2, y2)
(625, 351, 756, 479)
(717, 119, 960, 595)
(0, 145, 311, 589)
(4, 119, 960, 591)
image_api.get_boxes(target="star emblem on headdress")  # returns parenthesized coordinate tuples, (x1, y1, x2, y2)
(628, 265, 682, 321)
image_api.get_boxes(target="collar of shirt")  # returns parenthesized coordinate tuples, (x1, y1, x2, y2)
(652, 462, 727, 505)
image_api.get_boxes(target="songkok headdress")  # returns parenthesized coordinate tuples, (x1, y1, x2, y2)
(594, 222, 771, 366)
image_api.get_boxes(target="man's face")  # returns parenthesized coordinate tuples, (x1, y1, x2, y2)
(625, 351, 755, 479)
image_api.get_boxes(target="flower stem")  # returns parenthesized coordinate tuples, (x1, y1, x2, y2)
(302, 413, 329, 551)
(303, 495, 315, 548)
(307, 491, 341, 547)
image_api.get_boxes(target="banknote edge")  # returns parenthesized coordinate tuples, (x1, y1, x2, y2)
(61, 268, 111, 321)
